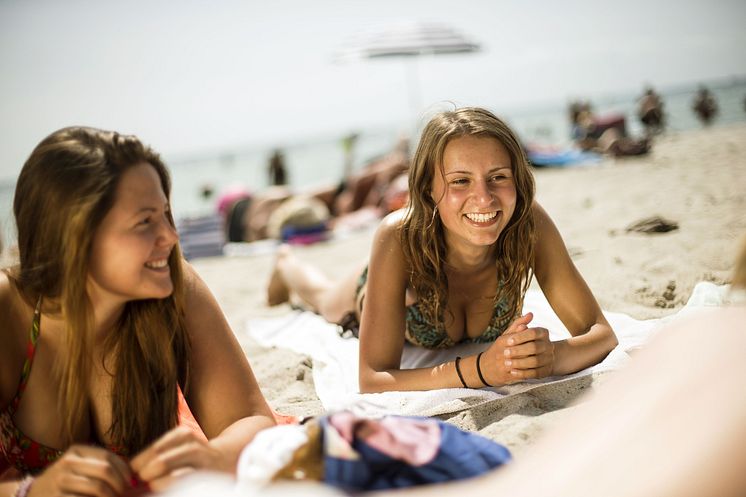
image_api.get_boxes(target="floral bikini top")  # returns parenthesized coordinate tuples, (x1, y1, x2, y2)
(0, 299, 205, 477)
(0, 299, 63, 476)
(404, 292, 518, 349)
(352, 266, 519, 350)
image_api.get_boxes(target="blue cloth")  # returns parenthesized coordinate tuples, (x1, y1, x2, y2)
(528, 148, 601, 167)
(280, 221, 328, 242)
(320, 415, 511, 491)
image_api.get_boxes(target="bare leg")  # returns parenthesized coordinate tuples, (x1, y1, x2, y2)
(267, 246, 292, 306)
(267, 245, 365, 324)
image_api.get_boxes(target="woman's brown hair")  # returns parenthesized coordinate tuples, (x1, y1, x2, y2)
(400, 107, 536, 327)
(8, 126, 190, 453)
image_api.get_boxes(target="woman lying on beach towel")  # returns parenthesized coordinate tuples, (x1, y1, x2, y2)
(0, 127, 275, 497)
(371, 240, 746, 497)
(268, 107, 618, 393)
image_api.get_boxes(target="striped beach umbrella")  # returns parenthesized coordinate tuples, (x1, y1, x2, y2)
(335, 21, 481, 116)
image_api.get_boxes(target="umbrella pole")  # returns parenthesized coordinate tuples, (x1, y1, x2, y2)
(404, 58, 422, 124)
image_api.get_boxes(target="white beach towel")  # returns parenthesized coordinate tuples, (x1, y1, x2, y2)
(247, 282, 730, 417)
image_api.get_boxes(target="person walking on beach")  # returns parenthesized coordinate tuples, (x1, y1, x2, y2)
(268, 107, 618, 393)
(0, 127, 275, 496)
(267, 149, 288, 186)
(692, 85, 718, 126)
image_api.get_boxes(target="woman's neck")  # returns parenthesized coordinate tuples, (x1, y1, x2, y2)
(444, 240, 496, 274)
(41, 295, 124, 340)
(91, 300, 125, 340)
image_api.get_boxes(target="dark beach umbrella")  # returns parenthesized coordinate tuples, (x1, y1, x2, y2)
(335, 21, 481, 116)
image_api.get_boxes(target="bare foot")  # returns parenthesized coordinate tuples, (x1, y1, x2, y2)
(267, 245, 291, 306)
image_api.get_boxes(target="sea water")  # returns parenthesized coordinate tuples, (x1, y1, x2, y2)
(1, 78, 745, 249)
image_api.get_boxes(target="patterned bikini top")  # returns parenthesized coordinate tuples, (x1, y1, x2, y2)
(0, 299, 205, 477)
(0, 299, 67, 476)
(404, 293, 518, 349)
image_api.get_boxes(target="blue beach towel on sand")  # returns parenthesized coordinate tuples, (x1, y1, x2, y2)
(528, 148, 601, 168)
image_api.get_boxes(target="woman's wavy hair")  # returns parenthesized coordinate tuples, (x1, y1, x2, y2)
(7, 126, 190, 453)
(400, 107, 536, 326)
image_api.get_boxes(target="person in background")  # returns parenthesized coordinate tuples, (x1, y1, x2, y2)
(692, 85, 718, 126)
(222, 136, 410, 243)
(340, 132, 360, 181)
(569, 101, 650, 157)
(268, 150, 288, 186)
(0, 127, 275, 497)
(637, 86, 665, 135)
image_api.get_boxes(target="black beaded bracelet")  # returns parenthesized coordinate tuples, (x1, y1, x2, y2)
(454, 356, 468, 388)
(476, 351, 491, 387)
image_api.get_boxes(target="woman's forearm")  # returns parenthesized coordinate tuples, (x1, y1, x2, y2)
(0, 480, 25, 497)
(208, 414, 276, 473)
(359, 353, 492, 393)
(552, 323, 618, 376)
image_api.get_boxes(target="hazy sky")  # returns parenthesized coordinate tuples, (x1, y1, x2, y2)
(1, 0, 744, 181)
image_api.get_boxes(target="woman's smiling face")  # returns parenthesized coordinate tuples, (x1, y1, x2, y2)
(87, 162, 179, 307)
(431, 134, 517, 251)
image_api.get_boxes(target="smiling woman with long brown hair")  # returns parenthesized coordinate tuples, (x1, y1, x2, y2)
(268, 107, 618, 393)
(0, 127, 274, 497)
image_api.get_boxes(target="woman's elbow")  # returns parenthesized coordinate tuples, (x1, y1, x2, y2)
(358, 367, 388, 394)
(598, 326, 619, 358)
(606, 326, 619, 350)
(358, 371, 377, 394)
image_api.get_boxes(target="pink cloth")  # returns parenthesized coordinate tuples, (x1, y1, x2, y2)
(216, 187, 251, 218)
(327, 411, 440, 465)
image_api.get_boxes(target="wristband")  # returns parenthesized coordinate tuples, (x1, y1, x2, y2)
(13, 475, 34, 497)
(454, 356, 468, 388)
(476, 351, 491, 387)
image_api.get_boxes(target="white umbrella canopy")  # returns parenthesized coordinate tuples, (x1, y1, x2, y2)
(335, 21, 481, 118)
(335, 21, 480, 60)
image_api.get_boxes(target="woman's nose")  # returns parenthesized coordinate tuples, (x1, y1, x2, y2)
(473, 180, 494, 204)
(159, 217, 180, 245)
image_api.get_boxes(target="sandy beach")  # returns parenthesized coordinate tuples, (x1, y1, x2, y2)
(184, 122, 746, 457)
(2, 123, 739, 461)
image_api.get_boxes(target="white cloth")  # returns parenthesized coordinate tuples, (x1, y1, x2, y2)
(237, 424, 310, 486)
(247, 282, 730, 417)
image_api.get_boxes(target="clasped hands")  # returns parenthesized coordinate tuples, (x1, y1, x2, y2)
(481, 312, 555, 386)
(28, 426, 226, 497)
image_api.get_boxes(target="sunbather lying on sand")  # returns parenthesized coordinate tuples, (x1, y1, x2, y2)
(268, 107, 618, 393)
(370, 236, 746, 497)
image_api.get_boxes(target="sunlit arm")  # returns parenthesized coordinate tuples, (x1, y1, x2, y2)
(532, 202, 618, 377)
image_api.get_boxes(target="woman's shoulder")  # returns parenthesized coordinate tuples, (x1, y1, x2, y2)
(530, 201, 550, 221)
(380, 208, 407, 230)
(0, 270, 34, 335)
(0, 270, 18, 324)
(178, 261, 227, 339)
(372, 209, 407, 250)
(530, 201, 558, 240)
(179, 261, 211, 315)
(0, 270, 30, 406)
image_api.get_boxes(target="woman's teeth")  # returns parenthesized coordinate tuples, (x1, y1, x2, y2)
(145, 259, 168, 269)
(465, 212, 497, 223)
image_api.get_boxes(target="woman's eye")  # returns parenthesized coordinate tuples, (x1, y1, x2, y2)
(137, 217, 151, 226)
(451, 178, 468, 185)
